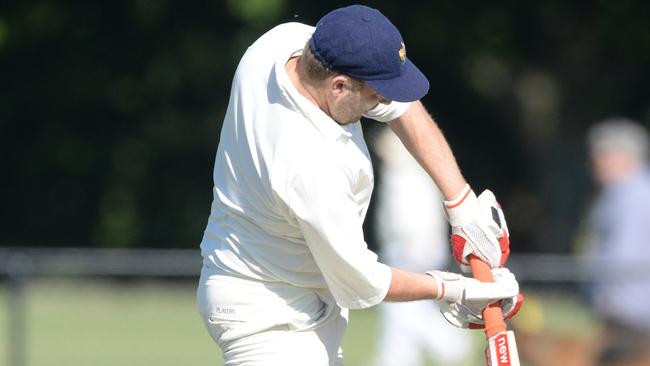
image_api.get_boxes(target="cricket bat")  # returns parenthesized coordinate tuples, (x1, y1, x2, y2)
(470, 255, 520, 366)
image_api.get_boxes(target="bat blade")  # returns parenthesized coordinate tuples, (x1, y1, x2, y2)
(470, 256, 521, 366)
(485, 330, 520, 366)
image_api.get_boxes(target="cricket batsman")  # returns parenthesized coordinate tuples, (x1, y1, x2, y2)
(197, 5, 522, 365)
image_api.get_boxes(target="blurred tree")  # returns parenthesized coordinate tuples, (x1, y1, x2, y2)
(0, 1, 648, 251)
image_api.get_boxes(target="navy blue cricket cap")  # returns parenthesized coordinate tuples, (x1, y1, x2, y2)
(310, 5, 430, 102)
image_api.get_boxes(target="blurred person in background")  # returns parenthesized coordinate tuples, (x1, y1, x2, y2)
(372, 127, 473, 366)
(584, 117, 650, 366)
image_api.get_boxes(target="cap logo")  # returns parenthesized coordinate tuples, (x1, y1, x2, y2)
(398, 42, 406, 63)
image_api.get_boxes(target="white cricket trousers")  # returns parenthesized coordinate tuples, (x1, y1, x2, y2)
(196, 267, 347, 366)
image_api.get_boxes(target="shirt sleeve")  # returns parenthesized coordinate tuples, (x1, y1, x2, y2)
(286, 158, 392, 309)
(363, 101, 411, 122)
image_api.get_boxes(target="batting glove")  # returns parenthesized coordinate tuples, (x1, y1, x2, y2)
(427, 268, 523, 329)
(444, 186, 510, 272)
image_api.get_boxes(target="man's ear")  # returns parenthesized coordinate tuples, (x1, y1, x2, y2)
(330, 75, 349, 97)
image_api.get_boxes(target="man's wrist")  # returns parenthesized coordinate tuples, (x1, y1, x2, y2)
(426, 270, 464, 302)
(443, 185, 479, 227)
(444, 184, 471, 208)
(425, 271, 445, 300)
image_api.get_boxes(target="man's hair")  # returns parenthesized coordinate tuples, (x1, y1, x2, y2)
(587, 117, 650, 161)
(301, 41, 364, 91)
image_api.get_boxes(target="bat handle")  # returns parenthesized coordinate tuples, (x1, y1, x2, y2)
(470, 255, 507, 339)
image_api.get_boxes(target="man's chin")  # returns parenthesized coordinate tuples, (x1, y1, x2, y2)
(336, 117, 362, 125)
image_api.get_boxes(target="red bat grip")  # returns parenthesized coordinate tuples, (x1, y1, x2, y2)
(470, 255, 507, 339)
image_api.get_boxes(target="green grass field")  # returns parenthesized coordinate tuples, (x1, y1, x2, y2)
(0, 279, 220, 366)
(0, 278, 404, 366)
(5, 279, 593, 365)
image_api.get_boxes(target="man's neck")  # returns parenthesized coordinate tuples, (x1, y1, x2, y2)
(285, 57, 330, 116)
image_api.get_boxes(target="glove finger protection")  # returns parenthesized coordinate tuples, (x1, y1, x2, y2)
(477, 190, 510, 266)
(440, 294, 524, 329)
(428, 268, 523, 329)
(459, 267, 522, 328)
(445, 186, 510, 271)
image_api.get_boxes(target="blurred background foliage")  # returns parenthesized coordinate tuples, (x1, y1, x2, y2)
(0, 0, 648, 252)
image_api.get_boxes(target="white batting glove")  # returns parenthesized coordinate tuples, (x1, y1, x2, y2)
(427, 268, 521, 329)
(444, 185, 509, 272)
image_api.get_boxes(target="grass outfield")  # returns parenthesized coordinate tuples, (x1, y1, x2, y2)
(0, 278, 416, 366)
(0, 279, 220, 366)
(7, 279, 601, 365)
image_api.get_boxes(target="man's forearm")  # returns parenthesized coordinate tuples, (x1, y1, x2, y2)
(389, 101, 467, 200)
(384, 267, 438, 302)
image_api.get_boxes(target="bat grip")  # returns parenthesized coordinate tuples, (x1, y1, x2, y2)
(470, 255, 507, 339)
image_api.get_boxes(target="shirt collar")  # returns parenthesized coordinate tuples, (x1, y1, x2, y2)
(274, 50, 353, 143)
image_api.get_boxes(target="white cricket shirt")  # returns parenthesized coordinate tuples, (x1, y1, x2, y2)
(200, 22, 410, 309)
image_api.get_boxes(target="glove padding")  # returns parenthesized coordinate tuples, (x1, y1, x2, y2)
(427, 268, 522, 329)
(445, 187, 510, 272)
